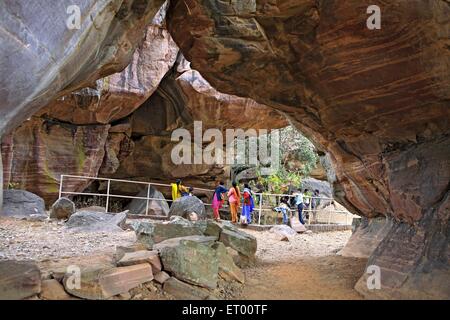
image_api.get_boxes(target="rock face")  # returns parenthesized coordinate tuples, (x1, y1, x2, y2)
(1, 26, 287, 205)
(339, 217, 393, 259)
(167, 0, 450, 299)
(0, 0, 165, 137)
(1, 118, 110, 204)
(1, 190, 46, 218)
(169, 196, 207, 220)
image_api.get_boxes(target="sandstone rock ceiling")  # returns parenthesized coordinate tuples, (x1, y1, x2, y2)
(1, 24, 287, 203)
(166, 0, 450, 299)
(0, 0, 449, 299)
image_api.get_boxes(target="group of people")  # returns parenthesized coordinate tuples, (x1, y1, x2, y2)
(171, 178, 320, 227)
(212, 181, 255, 225)
(275, 188, 321, 225)
(171, 179, 255, 225)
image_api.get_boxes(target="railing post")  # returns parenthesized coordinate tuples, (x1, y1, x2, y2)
(258, 193, 262, 225)
(105, 179, 111, 213)
(146, 183, 151, 215)
(59, 175, 64, 199)
(327, 200, 332, 224)
(307, 198, 311, 225)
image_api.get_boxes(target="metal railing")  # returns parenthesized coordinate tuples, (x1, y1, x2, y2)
(58, 174, 356, 225)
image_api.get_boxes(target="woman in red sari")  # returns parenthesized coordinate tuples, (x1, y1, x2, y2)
(212, 181, 227, 221)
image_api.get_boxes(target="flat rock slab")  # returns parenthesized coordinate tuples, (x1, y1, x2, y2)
(135, 220, 203, 248)
(100, 264, 153, 298)
(63, 263, 153, 299)
(219, 228, 257, 258)
(153, 235, 217, 251)
(117, 250, 162, 273)
(163, 277, 215, 300)
(159, 239, 219, 289)
(0, 260, 41, 300)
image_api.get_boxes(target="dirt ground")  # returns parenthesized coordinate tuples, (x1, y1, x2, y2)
(237, 229, 367, 300)
(0, 217, 135, 261)
(0, 217, 366, 300)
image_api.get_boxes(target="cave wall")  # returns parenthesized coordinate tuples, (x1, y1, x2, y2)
(1, 23, 287, 203)
(166, 0, 450, 298)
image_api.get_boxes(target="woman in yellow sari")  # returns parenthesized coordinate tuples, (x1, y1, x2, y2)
(171, 179, 189, 201)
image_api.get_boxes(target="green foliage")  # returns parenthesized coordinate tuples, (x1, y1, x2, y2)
(231, 126, 319, 190)
(257, 168, 303, 194)
(7, 182, 20, 190)
(278, 126, 318, 176)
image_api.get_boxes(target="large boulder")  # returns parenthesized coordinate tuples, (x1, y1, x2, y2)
(134, 217, 202, 249)
(168, 196, 207, 220)
(50, 197, 75, 220)
(66, 210, 127, 233)
(1, 190, 46, 219)
(301, 178, 333, 199)
(126, 186, 169, 216)
(219, 228, 257, 258)
(0, 260, 41, 300)
(159, 238, 219, 289)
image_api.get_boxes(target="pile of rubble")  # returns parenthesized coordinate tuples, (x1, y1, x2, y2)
(0, 216, 257, 300)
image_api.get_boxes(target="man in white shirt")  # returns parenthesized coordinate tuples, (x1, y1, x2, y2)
(294, 190, 305, 224)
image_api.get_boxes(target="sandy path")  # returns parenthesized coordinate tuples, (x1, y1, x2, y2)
(237, 229, 367, 300)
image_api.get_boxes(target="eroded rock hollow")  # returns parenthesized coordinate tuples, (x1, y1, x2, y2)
(0, 0, 449, 299)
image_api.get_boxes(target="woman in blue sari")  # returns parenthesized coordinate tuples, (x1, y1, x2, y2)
(241, 184, 255, 225)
